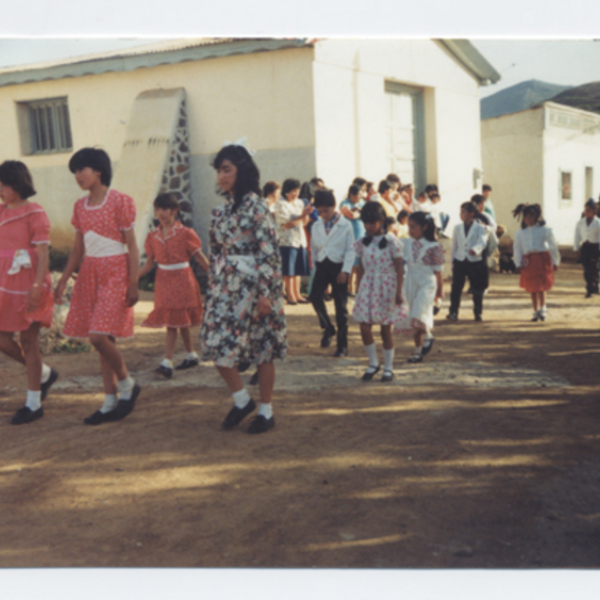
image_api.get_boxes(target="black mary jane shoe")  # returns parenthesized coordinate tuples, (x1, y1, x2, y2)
(222, 399, 256, 430)
(41, 368, 59, 401)
(84, 409, 119, 426)
(361, 364, 381, 381)
(155, 364, 173, 379)
(248, 414, 275, 434)
(407, 352, 423, 364)
(112, 384, 141, 421)
(176, 357, 199, 370)
(381, 369, 394, 382)
(10, 406, 44, 425)
(421, 337, 435, 356)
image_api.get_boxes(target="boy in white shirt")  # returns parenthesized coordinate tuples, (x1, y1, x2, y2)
(309, 189, 356, 356)
(574, 199, 600, 297)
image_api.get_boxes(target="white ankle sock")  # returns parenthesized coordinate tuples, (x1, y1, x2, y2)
(383, 348, 395, 371)
(25, 390, 42, 411)
(258, 403, 273, 419)
(186, 352, 198, 360)
(540, 305, 547, 314)
(41, 363, 51, 384)
(100, 394, 118, 414)
(232, 388, 251, 409)
(424, 331, 434, 341)
(160, 358, 173, 369)
(117, 376, 135, 400)
(364, 343, 379, 368)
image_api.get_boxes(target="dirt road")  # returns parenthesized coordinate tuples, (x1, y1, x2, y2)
(1, 263, 599, 568)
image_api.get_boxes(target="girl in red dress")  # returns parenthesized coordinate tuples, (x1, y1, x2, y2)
(54, 148, 141, 426)
(138, 193, 209, 378)
(0, 161, 58, 424)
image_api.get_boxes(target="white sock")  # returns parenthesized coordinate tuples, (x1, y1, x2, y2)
(41, 363, 52, 384)
(424, 331, 434, 340)
(100, 394, 118, 414)
(25, 390, 42, 411)
(232, 388, 251, 409)
(540, 305, 547, 314)
(117, 375, 136, 400)
(258, 403, 273, 419)
(160, 358, 173, 369)
(383, 348, 395, 371)
(186, 352, 198, 360)
(364, 343, 379, 368)
(414, 346, 423, 355)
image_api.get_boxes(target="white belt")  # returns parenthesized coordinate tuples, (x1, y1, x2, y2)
(214, 254, 257, 277)
(84, 231, 128, 258)
(158, 262, 190, 271)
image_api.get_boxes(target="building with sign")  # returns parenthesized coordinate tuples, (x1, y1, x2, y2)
(482, 101, 600, 245)
(0, 38, 499, 250)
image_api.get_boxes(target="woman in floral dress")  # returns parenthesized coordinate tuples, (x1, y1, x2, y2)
(200, 144, 287, 434)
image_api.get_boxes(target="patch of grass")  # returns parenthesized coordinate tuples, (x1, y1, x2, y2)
(53, 339, 92, 354)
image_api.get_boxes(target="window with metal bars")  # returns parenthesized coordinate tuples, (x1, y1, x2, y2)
(24, 98, 73, 154)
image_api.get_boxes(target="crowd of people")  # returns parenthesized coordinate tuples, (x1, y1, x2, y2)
(0, 143, 596, 434)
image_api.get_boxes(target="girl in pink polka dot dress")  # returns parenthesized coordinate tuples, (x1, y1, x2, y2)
(352, 202, 406, 383)
(55, 148, 141, 426)
(0, 161, 59, 425)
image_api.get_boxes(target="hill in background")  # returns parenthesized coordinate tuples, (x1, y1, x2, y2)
(550, 81, 600, 115)
(481, 79, 572, 119)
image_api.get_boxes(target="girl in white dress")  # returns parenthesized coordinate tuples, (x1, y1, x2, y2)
(352, 202, 405, 382)
(395, 212, 445, 363)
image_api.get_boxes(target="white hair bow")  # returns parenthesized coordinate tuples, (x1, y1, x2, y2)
(222, 136, 256, 156)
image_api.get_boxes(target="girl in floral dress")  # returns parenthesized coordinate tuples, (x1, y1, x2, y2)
(200, 144, 287, 434)
(138, 193, 209, 377)
(353, 202, 405, 383)
(0, 161, 58, 424)
(54, 148, 141, 426)
(395, 212, 445, 363)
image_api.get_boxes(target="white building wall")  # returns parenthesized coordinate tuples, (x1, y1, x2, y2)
(0, 47, 317, 249)
(481, 109, 545, 238)
(312, 39, 485, 223)
(542, 103, 600, 246)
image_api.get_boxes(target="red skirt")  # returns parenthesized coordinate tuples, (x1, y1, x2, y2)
(520, 251, 554, 293)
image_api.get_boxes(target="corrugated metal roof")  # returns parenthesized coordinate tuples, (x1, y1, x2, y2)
(0, 38, 313, 87)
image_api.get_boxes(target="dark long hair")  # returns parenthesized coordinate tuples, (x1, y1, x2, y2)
(408, 211, 437, 242)
(360, 202, 388, 248)
(0, 160, 36, 198)
(212, 145, 260, 212)
(512, 203, 545, 228)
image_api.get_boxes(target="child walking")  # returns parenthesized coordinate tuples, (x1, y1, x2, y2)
(512, 203, 560, 321)
(0, 161, 58, 424)
(447, 202, 488, 322)
(574, 199, 600, 298)
(309, 189, 356, 357)
(353, 202, 405, 381)
(395, 212, 444, 362)
(138, 193, 209, 377)
(54, 148, 141, 426)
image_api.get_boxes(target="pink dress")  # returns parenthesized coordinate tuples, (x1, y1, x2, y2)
(0, 202, 54, 332)
(142, 222, 204, 328)
(63, 189, 136, 339)
(352, 234, 406, 325)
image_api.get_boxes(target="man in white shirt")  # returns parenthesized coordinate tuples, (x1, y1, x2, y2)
(574, 200, 600, 297)
(309, 189, 356, 356)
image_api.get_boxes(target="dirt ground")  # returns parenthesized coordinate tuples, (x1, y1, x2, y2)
(1, 261, 600, 569)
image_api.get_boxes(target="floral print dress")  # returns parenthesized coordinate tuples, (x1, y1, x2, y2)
(200, 193, 287, 367)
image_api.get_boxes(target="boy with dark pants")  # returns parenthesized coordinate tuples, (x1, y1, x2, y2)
(309, 189, 356, 356)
